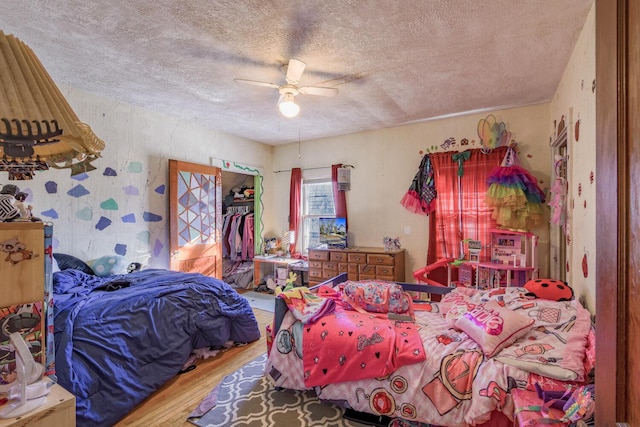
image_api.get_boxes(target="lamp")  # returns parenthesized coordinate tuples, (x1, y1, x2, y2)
(0, 31, 105, 180)
(278, 93, 300, 118)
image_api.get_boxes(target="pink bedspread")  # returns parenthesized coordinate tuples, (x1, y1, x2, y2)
(265, 287, 592, 426)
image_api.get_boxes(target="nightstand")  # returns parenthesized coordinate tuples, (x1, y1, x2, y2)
(0, 383, 75, 427)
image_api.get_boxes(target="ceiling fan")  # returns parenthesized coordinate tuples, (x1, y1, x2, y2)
(234, 58, 338, 118)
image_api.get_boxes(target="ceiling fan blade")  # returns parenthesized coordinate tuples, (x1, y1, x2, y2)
(233, 78, 279, 89)
(285, 59, 306, 84)
(299, 86, 338, 97)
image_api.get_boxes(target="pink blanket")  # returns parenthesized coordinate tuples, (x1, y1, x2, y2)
(303, 306, 425, 387)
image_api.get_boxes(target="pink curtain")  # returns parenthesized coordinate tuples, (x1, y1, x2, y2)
(428, 146, 507, 264)
(332, 164, 348, 226)
(289, 168, 302, 255)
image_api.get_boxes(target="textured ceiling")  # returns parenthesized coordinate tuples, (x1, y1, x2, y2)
(0, 1, 593, 145)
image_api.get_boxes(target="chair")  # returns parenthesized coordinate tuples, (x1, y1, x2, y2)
(413, 257, 456, 287)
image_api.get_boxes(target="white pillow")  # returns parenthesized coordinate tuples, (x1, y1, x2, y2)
(454, 300, 534, 358)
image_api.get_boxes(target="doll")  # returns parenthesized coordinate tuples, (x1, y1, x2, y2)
(0, 184, 20, 222)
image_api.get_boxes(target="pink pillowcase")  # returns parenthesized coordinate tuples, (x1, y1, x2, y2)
(454, 300, 534, 358)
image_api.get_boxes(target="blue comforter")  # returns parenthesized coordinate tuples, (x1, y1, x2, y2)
(53, 269, 260, 427)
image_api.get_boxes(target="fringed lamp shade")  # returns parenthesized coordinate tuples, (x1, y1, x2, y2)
(0, 30, 105, 180)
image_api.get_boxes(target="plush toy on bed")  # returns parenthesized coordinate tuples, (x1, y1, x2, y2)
(523, 278, 574, 301)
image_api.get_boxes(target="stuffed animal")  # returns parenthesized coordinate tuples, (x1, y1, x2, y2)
(523, 278, 574, 301)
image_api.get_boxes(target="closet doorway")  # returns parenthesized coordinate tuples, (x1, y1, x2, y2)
(215, 159, 264, 289)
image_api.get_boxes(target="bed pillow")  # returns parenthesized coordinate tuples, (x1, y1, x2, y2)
(91, 255, 129, 277)
(51, 255, 60, 273)
(454, 300, 534, 358)
(53, 253, 96, 275)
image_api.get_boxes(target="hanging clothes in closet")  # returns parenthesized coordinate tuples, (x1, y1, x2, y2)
(222, 206, 254, 261)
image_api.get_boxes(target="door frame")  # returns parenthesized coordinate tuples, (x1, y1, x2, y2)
(595, 0, 636, 424)
(211, 157, 265, 256)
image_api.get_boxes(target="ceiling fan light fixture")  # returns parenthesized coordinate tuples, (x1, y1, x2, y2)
(278, 93, 300, 118)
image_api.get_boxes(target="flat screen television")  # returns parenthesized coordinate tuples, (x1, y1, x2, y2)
(318, 217, 347, 249)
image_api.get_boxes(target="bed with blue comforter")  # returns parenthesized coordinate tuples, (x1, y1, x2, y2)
(53, 268, 260, 427)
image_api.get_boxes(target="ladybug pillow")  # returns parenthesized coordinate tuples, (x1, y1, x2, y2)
(524, 278, 574, 301)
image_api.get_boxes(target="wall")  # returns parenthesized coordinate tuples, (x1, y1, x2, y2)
(549, 4, 596, 313)
(13, 87, 273, 269)
(271, 104, 552, 281)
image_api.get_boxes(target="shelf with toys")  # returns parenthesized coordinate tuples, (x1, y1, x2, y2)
(483, 228, 538, 288)
(457, 229, 538, 289)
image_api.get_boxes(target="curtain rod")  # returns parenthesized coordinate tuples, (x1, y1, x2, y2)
(273, 164, 355, 173)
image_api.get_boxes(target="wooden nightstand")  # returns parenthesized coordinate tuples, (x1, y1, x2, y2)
(0, 383, 76, 427)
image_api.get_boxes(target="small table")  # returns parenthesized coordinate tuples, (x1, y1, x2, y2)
(253, 255, 305, 288)
(0, 382, 76, 427)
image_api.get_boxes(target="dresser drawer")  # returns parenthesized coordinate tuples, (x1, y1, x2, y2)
(308, 250, 330, 261)
(322, 269, 337, 279)
(330, 252, 349, 262)
(347, 263, 359, 274)
(367, 253, 395, 266)
(358, 273, 376, 281)
(376, 265, 395, 277)
(323, 262, 338, 272)
(348, 253, 367, 264)
(338, 263, 349, 273)
(309, 260, 323, 269)
(359, 264, 376, 275)
(309, 269, 323, 279)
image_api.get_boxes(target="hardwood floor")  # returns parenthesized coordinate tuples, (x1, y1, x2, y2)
(114, 307, 272, 427)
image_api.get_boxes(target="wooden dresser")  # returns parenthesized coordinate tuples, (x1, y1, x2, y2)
(307, 247, 405, 286)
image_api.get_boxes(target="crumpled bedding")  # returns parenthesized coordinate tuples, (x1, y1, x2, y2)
(265, 286, 592, 426)
(54, 269, 260, 427)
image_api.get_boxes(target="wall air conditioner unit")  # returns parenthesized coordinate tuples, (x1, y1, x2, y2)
(337, 166, 351, 191)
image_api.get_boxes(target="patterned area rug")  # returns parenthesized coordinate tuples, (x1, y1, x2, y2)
(187, 353, 370, 427)
(242, 291, 276, 312)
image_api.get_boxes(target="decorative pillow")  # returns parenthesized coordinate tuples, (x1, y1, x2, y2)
(454, 300, 534, 358)
(91, 255, 129, 277)
(440, 290, 477, 326)
(53, 253, 95, 275)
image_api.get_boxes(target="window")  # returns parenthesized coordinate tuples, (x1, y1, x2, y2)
(300, 178, 335, 253)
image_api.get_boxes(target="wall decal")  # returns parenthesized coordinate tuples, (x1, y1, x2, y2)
(127, 162, 143, 173)
(41, 208, 58, 219)
(589, 171, 594, 184)
(76, 207, 93, 221)
(143, 212, 162, 222)
(578, 183, 582, 197)
(592, 79, 596, 93)
(121, 213, 136, 223)
(104, 167, 117, 176)
(115, 244, 127, 256)
(100, 199, 119, 210)
(582, 252, 588, 278)
(441, 137, 455, 150)
(574, 119, 580, 142)
(72, 173, 89, 181)
(96, 216, 112, 230)
(584, 200, 587, 209)
(123, 185, 139, 196)
(68, 185, 90, 198)
(153, 239, 163, 257)
(137, 231, 150, 244)
(460, 138, 469, 146)
(155, 185, 165, 195)
(477, 114, 511, 149)
(45, 181, 57, 194)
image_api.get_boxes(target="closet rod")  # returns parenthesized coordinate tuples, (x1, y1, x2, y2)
(273, 164, 355, 173)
